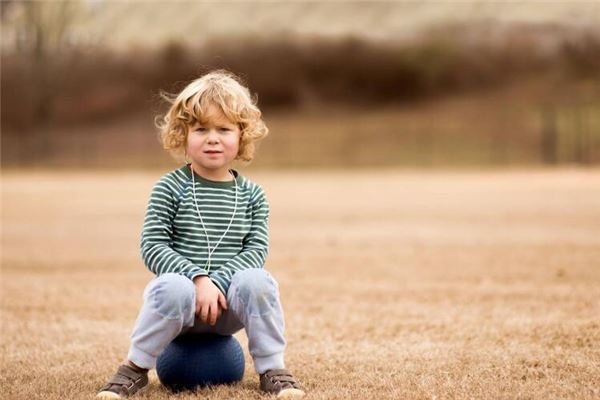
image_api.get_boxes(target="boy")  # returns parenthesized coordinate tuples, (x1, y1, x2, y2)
(97, 70, 305, 399)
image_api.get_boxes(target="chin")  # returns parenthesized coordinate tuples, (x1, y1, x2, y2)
(201, 163, 227, 170)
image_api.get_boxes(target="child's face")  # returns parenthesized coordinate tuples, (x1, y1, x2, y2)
(186, 104, 241, 178)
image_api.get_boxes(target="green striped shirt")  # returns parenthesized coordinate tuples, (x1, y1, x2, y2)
(140, 164, 269, 295)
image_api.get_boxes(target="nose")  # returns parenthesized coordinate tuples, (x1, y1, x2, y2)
(206, 130, 220, 143)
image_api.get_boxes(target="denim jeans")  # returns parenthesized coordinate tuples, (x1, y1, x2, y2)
(127, 268, 286, 374)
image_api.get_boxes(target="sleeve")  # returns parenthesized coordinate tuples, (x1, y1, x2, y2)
(140, 177, 209, 280)
(209, 187, 270, 295)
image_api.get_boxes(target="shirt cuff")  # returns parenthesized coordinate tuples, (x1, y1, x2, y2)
(186, 268, 209, 282)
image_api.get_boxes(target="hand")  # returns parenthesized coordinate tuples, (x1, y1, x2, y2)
(192, 276, 228, 326)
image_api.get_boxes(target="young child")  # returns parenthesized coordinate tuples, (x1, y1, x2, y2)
(97, 70, 305, 399)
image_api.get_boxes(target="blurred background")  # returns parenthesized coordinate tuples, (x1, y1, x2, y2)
(1, 0, 599, 169)
(3, 4, 600, 399)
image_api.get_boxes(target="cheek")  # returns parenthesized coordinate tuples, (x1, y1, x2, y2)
(186, 134, 202, 149)
(226, 134, 241, 152)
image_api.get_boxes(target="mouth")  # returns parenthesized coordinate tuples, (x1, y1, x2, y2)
(204, 151, 223, 154)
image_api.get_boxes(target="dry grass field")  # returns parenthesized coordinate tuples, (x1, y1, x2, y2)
(1, 168, 599, 399)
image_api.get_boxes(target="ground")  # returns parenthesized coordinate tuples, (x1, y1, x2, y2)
(1, 168, 599, 399)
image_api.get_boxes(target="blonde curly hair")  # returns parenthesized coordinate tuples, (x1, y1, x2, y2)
(155, 69, 269, 163)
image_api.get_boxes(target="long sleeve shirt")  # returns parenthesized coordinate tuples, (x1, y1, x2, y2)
(140, 164, 270, 295)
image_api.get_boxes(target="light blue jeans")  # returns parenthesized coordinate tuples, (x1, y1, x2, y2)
(127, 269, 286, 374)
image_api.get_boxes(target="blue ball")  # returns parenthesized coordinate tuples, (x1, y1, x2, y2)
(156, 334, 245, 392)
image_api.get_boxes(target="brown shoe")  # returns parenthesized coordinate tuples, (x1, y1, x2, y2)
(260, 369, 305, 399)
(96, 364, 149, 399)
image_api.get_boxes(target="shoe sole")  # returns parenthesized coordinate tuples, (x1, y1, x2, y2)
(277, 388, 306, 399)
(96, 392, 121, 399)
(96, 383, 149, 399)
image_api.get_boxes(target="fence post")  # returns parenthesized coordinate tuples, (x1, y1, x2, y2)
(541, 106, 558, 165)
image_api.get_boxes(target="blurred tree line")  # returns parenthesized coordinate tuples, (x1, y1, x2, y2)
(1, 1, 599, 168)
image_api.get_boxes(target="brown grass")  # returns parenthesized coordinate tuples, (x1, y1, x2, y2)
(1, 168, 599, 399)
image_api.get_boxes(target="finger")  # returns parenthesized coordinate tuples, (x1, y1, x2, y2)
(195, 299, 201, 317)
(216, 307, 222, 320)
(208, 303, 218, 326)
(194, 289, 202, 317)
(218, 293, 228, 310)
(200, 304, 209, 323)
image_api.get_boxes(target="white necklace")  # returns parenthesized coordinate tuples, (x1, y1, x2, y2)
(190, 165, 238, 272)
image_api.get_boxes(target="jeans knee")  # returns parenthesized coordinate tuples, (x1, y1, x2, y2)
(147, 273, 194, 320)
(232, 269, 279, 317)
